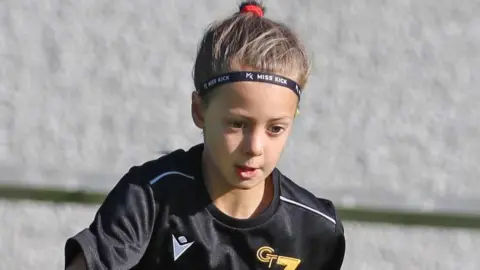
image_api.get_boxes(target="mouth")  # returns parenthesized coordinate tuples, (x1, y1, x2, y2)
(235, 165, 259, 179)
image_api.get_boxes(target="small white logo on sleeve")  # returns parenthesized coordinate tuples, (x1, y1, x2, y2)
(172, 235, 194, 261)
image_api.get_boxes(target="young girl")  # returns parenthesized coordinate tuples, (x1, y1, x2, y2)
(65, 1, 346, 269)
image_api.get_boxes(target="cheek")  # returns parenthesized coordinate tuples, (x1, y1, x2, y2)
(204, 120, 240, 155)
(265, 134, 290, 162)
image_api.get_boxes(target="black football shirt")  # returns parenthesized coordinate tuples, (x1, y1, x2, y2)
(65, 144, 346, 269)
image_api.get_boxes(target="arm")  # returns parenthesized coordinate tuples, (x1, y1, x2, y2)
(66, 253, 87, 270)
(64, 166, 160, 270)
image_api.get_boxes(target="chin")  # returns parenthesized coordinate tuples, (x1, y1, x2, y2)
(229, 176, 264, 190)
(233, 182, 257, 190)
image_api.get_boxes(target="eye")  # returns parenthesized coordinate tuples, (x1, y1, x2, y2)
(228, 120, 245, 129)
(268, 125, 285, 135)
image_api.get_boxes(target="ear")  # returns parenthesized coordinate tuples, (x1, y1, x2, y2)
(191, 91, 205, 129)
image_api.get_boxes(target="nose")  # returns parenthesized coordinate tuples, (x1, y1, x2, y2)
(243, 128, 264, 157)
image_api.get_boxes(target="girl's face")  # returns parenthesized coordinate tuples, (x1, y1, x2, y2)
(193, 81, 298, 192)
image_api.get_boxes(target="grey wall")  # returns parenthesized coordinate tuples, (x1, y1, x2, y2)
(1, 0, 479, 214)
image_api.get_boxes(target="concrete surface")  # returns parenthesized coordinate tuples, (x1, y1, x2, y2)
(0, 199, 478, 270)
(1, 0, 479, 213)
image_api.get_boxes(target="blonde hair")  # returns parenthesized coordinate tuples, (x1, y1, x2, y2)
(192, 1, 311, 105)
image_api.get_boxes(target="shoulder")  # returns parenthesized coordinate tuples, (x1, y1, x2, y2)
(124, 144, 203, 196)
(63, 146, 204, 269)
(277, 170, 343, 233)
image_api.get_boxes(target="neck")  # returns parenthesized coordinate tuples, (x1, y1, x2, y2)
(202, 151, 274, 220)
(215, 178, 273, 219)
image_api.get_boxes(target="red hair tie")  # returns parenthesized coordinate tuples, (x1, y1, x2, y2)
(240, 4, 264, 17)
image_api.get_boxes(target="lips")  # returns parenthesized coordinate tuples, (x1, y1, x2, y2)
(236, 165, 257, 171)
(235, 165, 259, 179)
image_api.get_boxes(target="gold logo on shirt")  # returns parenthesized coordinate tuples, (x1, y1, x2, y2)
(256, 246, 301, 270)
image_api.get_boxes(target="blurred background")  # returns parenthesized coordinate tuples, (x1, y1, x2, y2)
(0, 0, 479, 269)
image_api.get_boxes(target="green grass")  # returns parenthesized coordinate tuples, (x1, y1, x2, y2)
(1, 184, 479, 230)
(338, 208, 480, 230)
(0, 185, 106, 204)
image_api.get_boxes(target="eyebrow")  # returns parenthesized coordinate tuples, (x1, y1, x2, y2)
(226, 110, 293, 122)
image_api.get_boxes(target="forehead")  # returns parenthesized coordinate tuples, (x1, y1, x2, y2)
(209, 81, 298, 117)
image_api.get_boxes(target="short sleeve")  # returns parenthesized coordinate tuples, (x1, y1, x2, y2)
(64, 166, 159, 270)
(322, 218, 346, 270)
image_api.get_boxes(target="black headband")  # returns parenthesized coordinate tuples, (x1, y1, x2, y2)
(198, 71, 302, 98)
